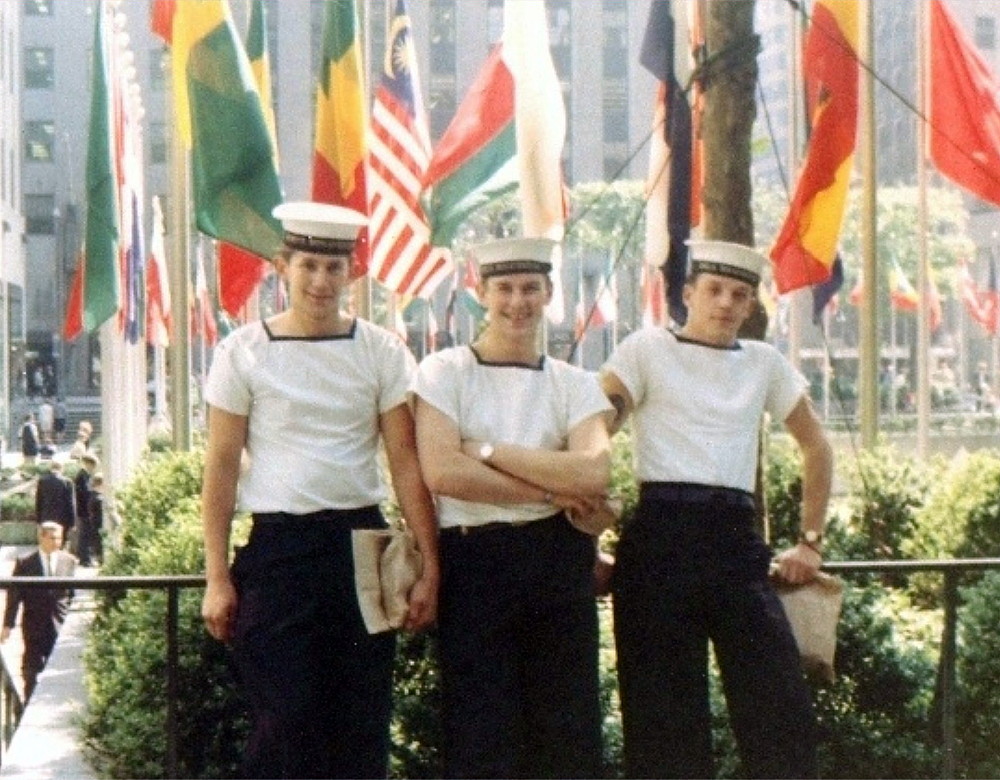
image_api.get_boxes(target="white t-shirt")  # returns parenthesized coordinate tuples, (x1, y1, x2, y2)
(205, 318, 415, 513)
(412, 346, 612, 529)
(602, 328, 806, 493)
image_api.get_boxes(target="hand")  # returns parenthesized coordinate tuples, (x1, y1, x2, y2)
(593, 550, 615, 597)
(202, 577, 238, 643)
(772, 543, 822, 586)
(404, 572, 439, 633)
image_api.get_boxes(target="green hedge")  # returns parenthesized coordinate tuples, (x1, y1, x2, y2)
(83, 440, 1000, 778)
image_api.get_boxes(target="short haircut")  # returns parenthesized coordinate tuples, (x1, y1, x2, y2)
(39, 521, 63, 536)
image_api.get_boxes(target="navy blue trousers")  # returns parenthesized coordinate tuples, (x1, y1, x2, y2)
(438, 514, 604, 779)
(230, 509, 395, 779)
(613, 492, 818, 779)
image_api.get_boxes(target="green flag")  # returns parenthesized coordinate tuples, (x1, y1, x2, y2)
(173, 0, 282, 259)
(83, 0, 120, 332)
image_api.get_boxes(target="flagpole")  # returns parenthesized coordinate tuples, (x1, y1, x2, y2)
(857, 0, 879, 448)
(168, 81, 192, 451)
(785, 0, 804, 371)
(915, 0, 931, 458)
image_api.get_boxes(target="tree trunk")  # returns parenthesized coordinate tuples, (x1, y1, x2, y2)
(700, 0, 767, 340)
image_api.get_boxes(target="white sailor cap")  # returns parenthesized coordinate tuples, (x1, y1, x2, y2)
(272, 201, 367, 254)
(686, 239, 765, 286)
(474, 237, 556, 279)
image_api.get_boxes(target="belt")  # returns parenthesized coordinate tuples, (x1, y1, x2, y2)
(251, 506, 383, 528)
(440, 512, 564, 537)
(640, 482, 756, 510)
(440, 520, 533, 537)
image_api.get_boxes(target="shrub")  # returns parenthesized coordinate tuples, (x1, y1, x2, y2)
(84, 492, 249, 779)
(0, 491, 34, 523)
(955, 572, 1000, 778)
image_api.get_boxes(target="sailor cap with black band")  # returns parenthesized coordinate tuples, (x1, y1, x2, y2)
(686, 239, 765, 287)
(474, 237, 557, 279)
(272, 201, 367, 255)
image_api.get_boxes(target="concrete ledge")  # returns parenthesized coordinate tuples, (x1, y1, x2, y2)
(0, 593, 97, 780)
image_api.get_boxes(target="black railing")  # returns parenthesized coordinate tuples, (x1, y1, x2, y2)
(2, 561, 1000, 779)
(0, 642, 23, 765)
(0, 575, 203, 779)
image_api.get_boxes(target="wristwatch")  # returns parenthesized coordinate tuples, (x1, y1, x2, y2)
(478, 442, 495, 462)
(798, 529, 823, 553)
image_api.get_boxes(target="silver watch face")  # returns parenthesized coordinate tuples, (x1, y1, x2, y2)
(479, 443, 494, 461)
(803, 530, 820, 543)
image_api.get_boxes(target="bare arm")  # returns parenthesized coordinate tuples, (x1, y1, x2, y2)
(200, 405, 247, 643)
(773, 395, 834, 585)
(415, 397, 555, 505)
(460, 411, 611, 497)
(600, 370, 635, 435)
(380, 403, 439, 632)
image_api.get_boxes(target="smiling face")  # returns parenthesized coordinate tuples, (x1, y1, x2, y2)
(478, 272, 553, 340)
(680, 272, 757, 347)
(276, 249, 352, 328)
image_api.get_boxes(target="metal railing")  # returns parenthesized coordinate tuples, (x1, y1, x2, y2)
(823, 558, 1000, 780)
(1, 561, 999, 779)
(0, 575, 203, 779)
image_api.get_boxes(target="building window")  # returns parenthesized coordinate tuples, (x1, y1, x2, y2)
(25, 120, 55, 162)
(975, 16, 996, 50)
(24, 194, 55, 234)
(23, 0, 53, 16)
(429, 81, 456, 142)
(487, 0, 503, 46)
(603, 25, 627, 79)
(549, 0, 571, 77)
(603, 83, 628, 143)
(149, 121, 167, 165)
(24, 46, 54, 89)
(430, 0, 456, 75)
(149, 49, 167, 92)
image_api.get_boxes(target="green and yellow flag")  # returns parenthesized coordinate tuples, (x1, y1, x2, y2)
(311, 0, 369, 216)
(171, 0, 282, 260)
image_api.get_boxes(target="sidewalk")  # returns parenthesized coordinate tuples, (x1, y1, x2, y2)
(0, 547, 97, 780)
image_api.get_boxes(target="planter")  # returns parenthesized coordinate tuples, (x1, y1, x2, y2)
(0, 521, 39, 546)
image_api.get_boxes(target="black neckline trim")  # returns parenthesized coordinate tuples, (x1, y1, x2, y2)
(670, 329, 743, 351)
(468, 345, 545, 371)
(262, 318, 357, 342)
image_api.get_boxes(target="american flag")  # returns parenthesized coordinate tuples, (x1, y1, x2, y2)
(367, 0, 452, 299)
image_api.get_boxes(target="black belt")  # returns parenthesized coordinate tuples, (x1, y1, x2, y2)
(252, 506, 383, 528)
(440, 512, 563, 537)
(640, 482, 756, 510)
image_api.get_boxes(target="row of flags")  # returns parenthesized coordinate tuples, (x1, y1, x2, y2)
(770, 0, 1000, 311)
(68, 0, 573, 347)
(65, 0, 1000, 355)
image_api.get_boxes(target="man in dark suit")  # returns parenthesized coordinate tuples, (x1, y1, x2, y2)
(1, 522, 76, 700)
(34, 460, 76, 543)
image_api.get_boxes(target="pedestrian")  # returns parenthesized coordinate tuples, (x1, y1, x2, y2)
(19, 413, 39, 469)
(601, 240, 834, 779)
(34, 459, 76, 541)
(84, 472, 105, 568)
(53, 397, 68, 443)
(68, 421, 92, 461)
(413, 236, 612, 779)
(1, 522, 76, 700)
(200, 202, 439, 780)
(73, 453, 99, 561)
(37, 398, 54, 443)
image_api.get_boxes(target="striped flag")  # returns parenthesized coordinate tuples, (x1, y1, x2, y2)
(312, 0, 369, 276)
(367, 0, 452, 299)
(147, 196, 172, 347)
(770, 0, 859, 293)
